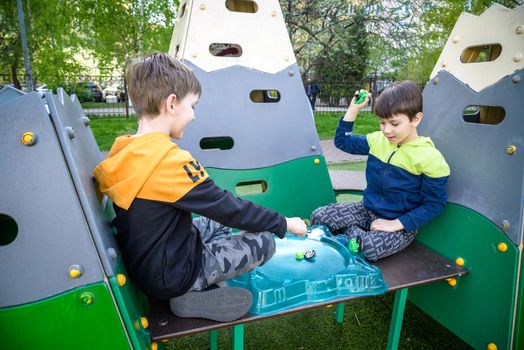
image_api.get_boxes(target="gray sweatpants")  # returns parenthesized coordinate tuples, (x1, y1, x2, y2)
(189, 217, 276, 291)
(311, 201, 416, 261)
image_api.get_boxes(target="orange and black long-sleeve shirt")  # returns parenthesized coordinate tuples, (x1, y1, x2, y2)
(94, 133, 286, 299)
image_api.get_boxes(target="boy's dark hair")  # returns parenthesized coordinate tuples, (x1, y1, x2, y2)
(126, 52, 201, 118)
(373, 81, 422, 121)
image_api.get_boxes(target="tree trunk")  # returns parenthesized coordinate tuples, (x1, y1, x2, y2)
(11, 56, 21, 90)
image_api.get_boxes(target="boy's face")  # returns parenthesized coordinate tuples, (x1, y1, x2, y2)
(379, 112, 422, 145)
(169, 93, 199, 139)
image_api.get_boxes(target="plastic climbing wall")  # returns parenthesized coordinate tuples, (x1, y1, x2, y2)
(410, 4, 524, 349)
(0, 89, 150, 349)
(168, 0, 335, 217)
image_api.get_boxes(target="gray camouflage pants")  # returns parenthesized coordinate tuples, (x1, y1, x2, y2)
(311, 201, 416, 261)
(189, 217, 276, 291)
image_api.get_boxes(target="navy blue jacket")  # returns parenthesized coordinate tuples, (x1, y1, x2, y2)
(335, 119, 450, 232)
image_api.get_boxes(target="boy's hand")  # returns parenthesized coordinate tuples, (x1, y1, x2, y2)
(370, 218, 404, 232)
(343, 89, 371, 122)
(285, 217, 308, 237)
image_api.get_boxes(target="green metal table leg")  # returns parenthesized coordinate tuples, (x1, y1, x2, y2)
(387, 288, 409, 350)
(335, 303, 345, 324)
(209, 330, 218, 350)
(232, 324, 244, 350)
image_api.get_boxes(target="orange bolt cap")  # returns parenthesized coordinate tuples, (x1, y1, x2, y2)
(497, 243, 508, 252)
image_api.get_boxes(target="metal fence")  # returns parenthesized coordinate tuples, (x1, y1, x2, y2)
(1, 74, 385, 117)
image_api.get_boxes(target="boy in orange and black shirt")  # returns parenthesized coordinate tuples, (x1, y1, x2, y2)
(94, 53, 307, 322)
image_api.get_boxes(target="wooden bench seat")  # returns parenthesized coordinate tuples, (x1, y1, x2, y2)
(149, 241, 467, 348)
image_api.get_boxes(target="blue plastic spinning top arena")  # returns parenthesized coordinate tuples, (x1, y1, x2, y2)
(229, 226, 388, 315)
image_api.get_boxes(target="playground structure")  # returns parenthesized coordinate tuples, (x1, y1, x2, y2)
(0, 1, 523, 349)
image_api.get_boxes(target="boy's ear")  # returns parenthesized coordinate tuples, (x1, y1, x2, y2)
(412, 112, 423, 127)
(166, 94, 178, 113)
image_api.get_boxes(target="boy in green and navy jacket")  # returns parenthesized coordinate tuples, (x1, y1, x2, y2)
(312, 81, 450, 261)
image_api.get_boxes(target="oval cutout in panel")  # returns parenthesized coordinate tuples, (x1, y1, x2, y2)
(250, 90, 281, 103)
(462, 105, 505, 125)
(200, 136, 234, 150)
(236, 180, 268, 196)
(179, 3, 186, 18)
(0, 214, 18, 246)
(209, 43, 243, 57)
(460, 44, 502, 63)
(226, 0, 258, 13)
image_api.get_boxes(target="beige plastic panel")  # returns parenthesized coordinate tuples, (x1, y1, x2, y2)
(168, 0, 296, 74)
(430, 4, 524, 92)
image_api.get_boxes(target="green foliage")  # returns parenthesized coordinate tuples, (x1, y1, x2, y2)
(1, 0, 178, 86)
(315, 7, 368, 97)
(394, 0, 522, 85)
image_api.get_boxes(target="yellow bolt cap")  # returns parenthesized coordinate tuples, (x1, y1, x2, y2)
(455, 257, 464, 266)
(116, 274, 127, 286)
(498, 243, 508, 252)
(141, 317, 149, 329)
(21, 132, 36, 146)
(69, 269, 82, 278)
(325, 304, 333, 308)
(447, 278, 457, 287)
(314, 159, 320, 165)
(487, 343, 497, 350)
(151, 341, 158, 350)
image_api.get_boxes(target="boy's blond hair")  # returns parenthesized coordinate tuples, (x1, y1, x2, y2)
(126, 52, 201, 118)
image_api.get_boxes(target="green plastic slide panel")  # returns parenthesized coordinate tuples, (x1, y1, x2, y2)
(102, 197, 151, 350)
(409, 204, 518, 350)
(0, 283, 130, 350)
(109, 260, 151, 350)
(206, 156, 336, 219)
(516, 268, 524, 350)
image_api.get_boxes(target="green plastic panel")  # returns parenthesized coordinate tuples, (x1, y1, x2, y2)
(102, 196, 151, 350)
(109, 261, 151, 350)
(514, 258, 524, 350)
(206, 156, 336, 219)
(0, 283, 130, 349)
(409, 204, 518, 350)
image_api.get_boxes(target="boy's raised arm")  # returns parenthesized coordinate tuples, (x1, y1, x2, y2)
(334, 89, 371, 155)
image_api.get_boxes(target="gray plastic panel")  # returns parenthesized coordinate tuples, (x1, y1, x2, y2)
(420, 70, 524, 244)
(176, 62, 322, 169)
(0, 86, 25, 105)
(46, 89, 119, 277)
(0, 93, 104, 307)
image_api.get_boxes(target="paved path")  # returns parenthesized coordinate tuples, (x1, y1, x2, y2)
(319, 140, 367, 164)
(320, 139, 367, 191)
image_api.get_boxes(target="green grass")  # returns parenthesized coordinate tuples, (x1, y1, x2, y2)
(328, 161, 367, 171)
(89, 116, 137, 150)
(314, 111, 380, 140)
(82, 102, 125, 108)
(164, 295, 471, 349)
(89, 113, 379, 151)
